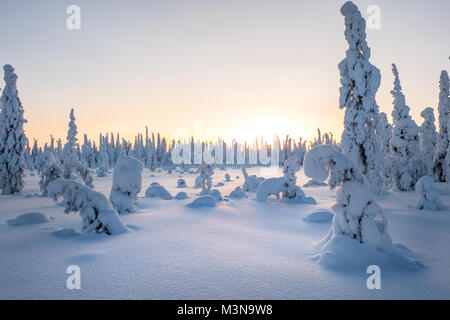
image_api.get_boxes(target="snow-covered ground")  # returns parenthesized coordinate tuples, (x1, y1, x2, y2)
(1, 167, 449, 299)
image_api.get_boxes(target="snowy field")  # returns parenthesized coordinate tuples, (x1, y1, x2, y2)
(1, 167, 450, 300)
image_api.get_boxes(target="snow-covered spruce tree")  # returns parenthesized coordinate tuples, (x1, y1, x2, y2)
(39, 152, 62, 196)
(281, 154, 305, 199)
(304, 145, 392, 251)
(338, 1, 383, 194)
(62, 109, 94, 188)
(376, 112, 392, 157)
(197, 163, 214, 195)
(433, 70, 450, 182)
(386, 64, 423, 191)
(48, 180, 129, 235)
(419, 108, 437, 176)
(109, 156, 143, 214)
(0, 65, 28, 194)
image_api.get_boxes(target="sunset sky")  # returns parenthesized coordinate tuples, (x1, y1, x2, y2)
(0, 0, 449, 146)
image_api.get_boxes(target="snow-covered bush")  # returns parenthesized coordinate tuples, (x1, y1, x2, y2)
(145, 184, 172, 200)
(242, 167, 264, 192)
(415, 176, 446, 211)
(0, 64, 28, 195)
(433, 71, 450, 182)
(225, 173, 231, 182)
(210, 189, 222, 201)
(385, 64, 424, 191)
(256, 177, 315, 203)
(304, 145, 392, 252)
(228, 186, 246, 199)
(186, 195, 216, 208)
(48, 180, 129, 235)
(109, 156, 143, 213)
(39, 152, 62, 196)
(177, 179, 187, 188)
(419, 108, 437, 176)
(338, 2, 383, 195)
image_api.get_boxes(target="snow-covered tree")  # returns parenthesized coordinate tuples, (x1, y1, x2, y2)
(197, 163, 214, 195)
(109, 156, 143, 214)
(39, 152, 62, 196)
(304, 145, 392, 252)
(386, 64, 423, 191)
(338, 1, 383, 194)
(377, 112, 392, 156)
(62, 109, 94, 188)
(242, 166, 264, 192)
(48, 180, 129, 235)
(433, 70, 450, 182)
(419, 107, 437, 176)
(415, 176, 446, 211)
(0, 64, 28, 195)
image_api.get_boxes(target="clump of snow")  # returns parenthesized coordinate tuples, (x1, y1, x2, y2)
(145, 184, 173, 200)
(215, 182, 224, 187)
(109, 156, 143, 214)
(303, 210, 333, 223)
(303, 179, 327, 187)
(177, 179, 187, 188)
(225, 173, 231, 182)
(50, 228, 81, 238)
(415, 176, 446, 210)
(6, 212, 50, 226)
(210, 189, 222, 201)
(228, 186, 246, 199)
(48, 180, 129, 235)
(175, 192, 188, 200)
(186, 195, 216, 208)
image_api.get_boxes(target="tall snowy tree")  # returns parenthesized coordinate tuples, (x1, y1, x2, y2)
(62, 108, 93, 187)
(433, 70, 450, 182)
(338, 1, 383, 194)
(376, 112, 392, 156)
(386, 64, 423, 191)
(419, 107, 437, 176)
(0, 64, 28, 195)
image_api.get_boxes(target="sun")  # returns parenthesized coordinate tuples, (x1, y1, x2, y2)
(224, 118, 293, 145)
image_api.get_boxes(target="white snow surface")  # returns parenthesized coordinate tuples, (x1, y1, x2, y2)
(1, 167, 450, 299)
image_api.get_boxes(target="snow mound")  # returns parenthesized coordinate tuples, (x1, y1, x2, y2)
(210, 189, 222, 201)
(303, 179, 327, 187)
(145, 185, 173, 200)
(215, 182, 224, 187)
(312, 232, 424, 272)
(7, 212, 50, 226)
(50, 228, 81, 238)
(256, 177, 285, 202)
(177, 179, 187, 188)
(229, 187, 246, 199)
(415, 176, 447, 210)
(186, 195, 217, 208)
(303, 210, 333, 223)
(150, 182, 160, 186)
(175, 192, 188, 200)
(225, 173, 231, 182)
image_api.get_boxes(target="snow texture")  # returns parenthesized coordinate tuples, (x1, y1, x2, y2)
(303, 179, 327, 187)
(6, 212, 50, 226)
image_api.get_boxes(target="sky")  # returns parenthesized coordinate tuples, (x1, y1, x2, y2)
(0, 0, 448, 146)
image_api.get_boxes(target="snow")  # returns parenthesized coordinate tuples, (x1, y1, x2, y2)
(6, 212, 50, 226)
(144, 184, 173, 200)
(186, 195, 217, 208)
(228, 186, 246, 199)
(1, 167, 450, 299)
(303, 210, 333, 223)
(174, 191, 188, 200)
(303, 179, 327, 187)
(415, 176, 446, 211)
(177, 178, 187, 188)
